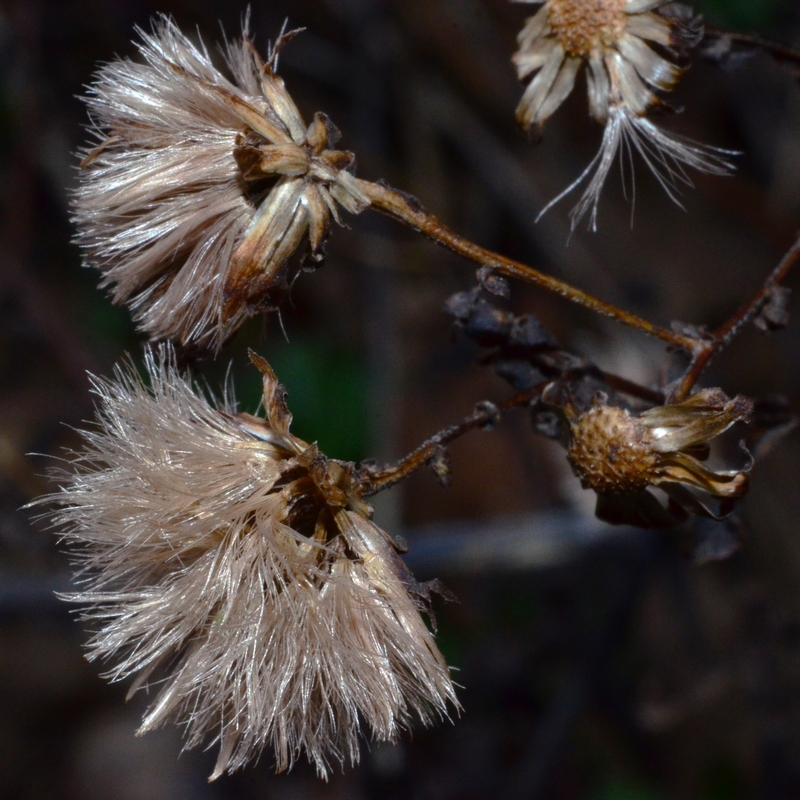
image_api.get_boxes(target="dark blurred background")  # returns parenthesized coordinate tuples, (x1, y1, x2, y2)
(2, 0, 800, 798)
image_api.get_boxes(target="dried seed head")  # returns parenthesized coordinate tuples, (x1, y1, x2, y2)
(39, 347, 456, 780)
(74, 16, 370, 350)
(512, 0, 733, 229)
(566, 389, 753, 523)
(548, 0, 627, 57)
(567, 404, 661, 493)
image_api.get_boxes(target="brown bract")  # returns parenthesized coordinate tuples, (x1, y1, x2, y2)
(74, 17, 370, 350)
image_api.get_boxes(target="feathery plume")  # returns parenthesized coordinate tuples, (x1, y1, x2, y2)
(74, 16, 370, 349)
(42, 347, 456, 780)
(511, 0, 733, 228)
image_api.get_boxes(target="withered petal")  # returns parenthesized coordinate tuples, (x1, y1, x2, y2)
(660, 483, 738, 522)
(657, 451, 749, 499)
(178, 66, 293, 145)
(258, 70, 307, 145)
(642, 389, 753, 453)
(304, 185, 332, 258)
(306, 112, 331, 153)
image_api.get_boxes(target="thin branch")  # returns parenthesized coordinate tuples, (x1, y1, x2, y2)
(358, 179, 699, 352)
(355, 363, 663, 497)
(356, 384, 548, 497)
(672, 234, 800, 401)
(703, 26, 800, 81)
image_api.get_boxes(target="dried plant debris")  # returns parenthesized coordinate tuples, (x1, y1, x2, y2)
(688, 515, 746, 565)
(446, 288, 562, 392)
(702, 30, 800, 84)
(754, 285, 791, 333)
(745, 395, 799, 461)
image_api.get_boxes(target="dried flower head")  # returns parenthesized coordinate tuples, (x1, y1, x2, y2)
(74, 16, 370, 349)
(42, 348, 456, 779)
(566, 389, 752, 526)
(511, 0, 733, 228)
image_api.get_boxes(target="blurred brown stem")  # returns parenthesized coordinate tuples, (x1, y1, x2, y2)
(673, 234, 800, 401)
(704, 26, 800, 78)
(359, 180, 698, 352)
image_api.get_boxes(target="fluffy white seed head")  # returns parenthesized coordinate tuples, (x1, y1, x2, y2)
(41, 347, 457, 779)
(74, 16, 370, 350)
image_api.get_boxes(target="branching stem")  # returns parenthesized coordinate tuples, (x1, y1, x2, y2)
(356, 365, 663, 497)
(359, 180, 698, 352)
(672, 234, 800, 401)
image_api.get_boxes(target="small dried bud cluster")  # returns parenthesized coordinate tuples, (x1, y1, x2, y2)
(43, 349, 456, 780)
(511, 0, 732, 228)
(74, 17, 369, 349)
(567, 389, 752, 523)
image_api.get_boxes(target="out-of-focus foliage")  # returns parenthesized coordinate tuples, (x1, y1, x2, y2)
(701, 0, 779, 29)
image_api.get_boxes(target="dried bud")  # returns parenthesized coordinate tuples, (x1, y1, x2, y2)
(74, 16, 370, 349)
(512, 0, 732, 228)
(754, 285, 791, 333)
(40, 347, 456, 779)
(567, 389, 752, 524)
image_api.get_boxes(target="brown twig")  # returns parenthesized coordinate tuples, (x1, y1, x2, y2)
(703, 26, 800, 80)
(672, 234, 800, 401)
(356, 384, 548, 497)
(359, 180, 699, 353)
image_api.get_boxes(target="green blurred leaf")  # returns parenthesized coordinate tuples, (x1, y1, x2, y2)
(700, 0, 779, 29)
(257, 339, 370, 463)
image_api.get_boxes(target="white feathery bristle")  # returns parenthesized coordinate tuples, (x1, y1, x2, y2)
(41, 347, 457, 780)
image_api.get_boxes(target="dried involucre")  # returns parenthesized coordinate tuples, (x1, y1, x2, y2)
(44, 348, 456, 779)
(566, 389, 752, 527)
(511, 0, 733, 228)
(74, 17, 370, 349)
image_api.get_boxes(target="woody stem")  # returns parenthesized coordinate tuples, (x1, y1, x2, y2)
(672, 234, 800, 401)
(358, 180, 698, 352)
